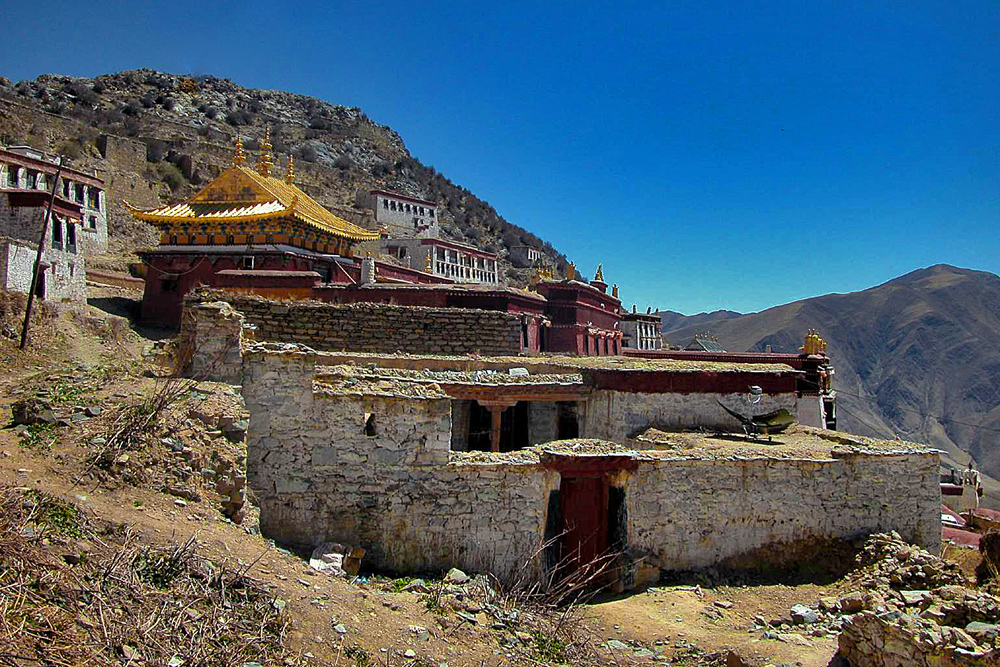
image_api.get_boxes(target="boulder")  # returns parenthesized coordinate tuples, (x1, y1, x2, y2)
(12, 399, 56, 425)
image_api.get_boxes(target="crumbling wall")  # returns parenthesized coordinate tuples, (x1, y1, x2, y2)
(840, 610, 998, 667)
(191, 290, 522, 356)
(625, 450, 942, 572)
(178, 301, 246, 383)
(242, 343, 557, 579)
(582, 389, 799, 439)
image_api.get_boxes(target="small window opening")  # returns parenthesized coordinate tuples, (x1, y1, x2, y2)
(162, 279, 178, 292)
(242, 256, 254, 269)
(364, 412, 376, 436)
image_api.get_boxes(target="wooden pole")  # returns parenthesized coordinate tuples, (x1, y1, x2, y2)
(19, 159, 63, 350)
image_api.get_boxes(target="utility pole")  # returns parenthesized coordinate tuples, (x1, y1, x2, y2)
(19, 158, 63, 350)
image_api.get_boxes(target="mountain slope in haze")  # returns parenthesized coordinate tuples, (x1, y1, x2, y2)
(662, 265, 1000, 489)
(0, 69, 570, 276)
(657, 309, 742, 333)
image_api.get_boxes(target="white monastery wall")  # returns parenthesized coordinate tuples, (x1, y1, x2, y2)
(581, 390, 800, 440)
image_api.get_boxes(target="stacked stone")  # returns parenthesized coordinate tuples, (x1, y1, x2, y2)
(186, 290, 522, 357)
(178, 301, 246, 383)
(837, 532, 1000, 666)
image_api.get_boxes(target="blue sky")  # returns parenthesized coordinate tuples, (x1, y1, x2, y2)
(2, 1, 997, 314)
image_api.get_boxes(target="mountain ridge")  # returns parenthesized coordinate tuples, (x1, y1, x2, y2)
(661, 263, 1000, 503)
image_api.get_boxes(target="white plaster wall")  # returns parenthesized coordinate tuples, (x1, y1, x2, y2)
(625, 451, 942, 571)
(242, 345, 557, 579)
(581, 390, 801, 440)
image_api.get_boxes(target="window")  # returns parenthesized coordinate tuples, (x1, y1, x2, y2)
(242, 256, 254, 269)
(383, 199, 388, 209)
(88, 188, 99, 209)
(162, 279, 178, 292)
(390, 201, 396, 211)
(364, 413, 376, 436)
(51, 217, 63, 248)
(170, 235, 178, 245)
(227, 235, 235, 244)
(429, 210, 434, 218)
(5, 167, 16, 187)
(74, 184, 84, 203)
(88, 215, 97, 229)
(67, 223, 76, 249)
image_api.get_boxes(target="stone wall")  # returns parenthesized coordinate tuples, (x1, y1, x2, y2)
(192, 291, 522, 356)
(0, 233, 83, 302)
(0, 239, 35, 294)
(581, 390, 800, 439)
(840, 610, 998, 667)
(625, 450, 942, 572)
(242, 343, 557, 580)
(178, 301, 247, 383)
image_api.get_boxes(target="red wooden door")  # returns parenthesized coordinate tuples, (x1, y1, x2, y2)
(560, 477, 608, 569)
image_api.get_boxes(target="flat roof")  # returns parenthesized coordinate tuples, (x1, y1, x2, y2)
(450, 426, 938, 466)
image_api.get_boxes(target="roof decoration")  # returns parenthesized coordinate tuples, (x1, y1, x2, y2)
(612, 283, 619, 298)
(801, 330, 827, 355)
(256, 128, 274, 178)
(285, 155, 295, 184)
(566, 262, 577, 280)
(594, 263, 604, 282)
(232, 135, 246, 166)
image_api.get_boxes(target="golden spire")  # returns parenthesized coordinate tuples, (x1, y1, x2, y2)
(285, 154, 295, 184)
(612, 283, 619, 298)
(257, 128, 273, 177)
(594, 263, 605, 282)
(566, 262, 577, 280)
(232, 135, 246, 166)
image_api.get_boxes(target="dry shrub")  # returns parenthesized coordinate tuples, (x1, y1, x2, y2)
(0, 485, 300, 666)
(0, 289, 57, 341)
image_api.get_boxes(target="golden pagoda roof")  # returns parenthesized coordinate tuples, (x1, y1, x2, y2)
(125, 164, 379, 243)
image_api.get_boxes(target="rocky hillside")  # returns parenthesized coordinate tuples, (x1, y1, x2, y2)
(661, 265, 1000, 494)
(0, 69, 570, 277)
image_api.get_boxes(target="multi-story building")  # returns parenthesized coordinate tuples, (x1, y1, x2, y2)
(382, 237, 500, 284)
(622, 308, 662, 351)
(359, 189, 439, 238)
(0, 145, 106, 301)
(0, 146, 107, 254)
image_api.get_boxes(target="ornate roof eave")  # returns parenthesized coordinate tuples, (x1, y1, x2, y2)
(123, 201, 291, 225)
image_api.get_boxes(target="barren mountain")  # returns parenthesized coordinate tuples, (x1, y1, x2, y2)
(0, 69, 569, 277)
(661, 265, 1000, 495)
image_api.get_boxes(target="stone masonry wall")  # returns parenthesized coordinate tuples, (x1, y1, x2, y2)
(582, 390, 800, 440)
(192, 291, 522, 356)
(625, 450, 942, 572)
(840, 610, 998, 667)
(242, 343, 557, 580)
(178, 301, 247, 383)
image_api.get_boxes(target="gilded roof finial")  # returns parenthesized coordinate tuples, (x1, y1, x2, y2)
(285, 154, 295, 184)
(594, 263, 604, 282)
(612, 283, 619, 298)
(257, 128, 273, 177)
(566, 262, 577, 280)
(232, 135, 246, 166)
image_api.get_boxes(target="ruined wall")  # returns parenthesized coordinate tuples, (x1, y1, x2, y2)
(242, 343, 557, 579)
(195, 292, 522, 356)
(839, 610, 998, 667)
(178, 301, 247, 383)
(581, 390, 800, 439)
(625, 449, 942, 572)
(0, 239, 35, 294)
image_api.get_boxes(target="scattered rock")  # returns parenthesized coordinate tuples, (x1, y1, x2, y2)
(790, 604, 818, 625)
(443, 567, 470, 585)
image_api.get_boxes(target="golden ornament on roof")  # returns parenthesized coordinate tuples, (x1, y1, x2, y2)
(285, 155, 295, 184)
(594, 263, 605, 282)
(257, 128, 274, 177)
(232, 135, 246, 166)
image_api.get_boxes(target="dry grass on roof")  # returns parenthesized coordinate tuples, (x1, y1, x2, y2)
(312, 377, 448, 399)
(317, 364, 584, 386)
(632, 425, 937, 460)
(313, 350, 796, 374)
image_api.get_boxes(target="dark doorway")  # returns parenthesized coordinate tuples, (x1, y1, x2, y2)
(467, 401, 530, 452)
(34, 272, 46, 299)
(556, 401, 579, 439)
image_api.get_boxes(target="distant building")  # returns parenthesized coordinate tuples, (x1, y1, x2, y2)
(0, 145, 106, 301)
(382, 237, 500, 284)
(622, 307, 662, 351)
(358, 189, 439, 238)
(686, 333, 725, 352)
(510, 244, 550, 268)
